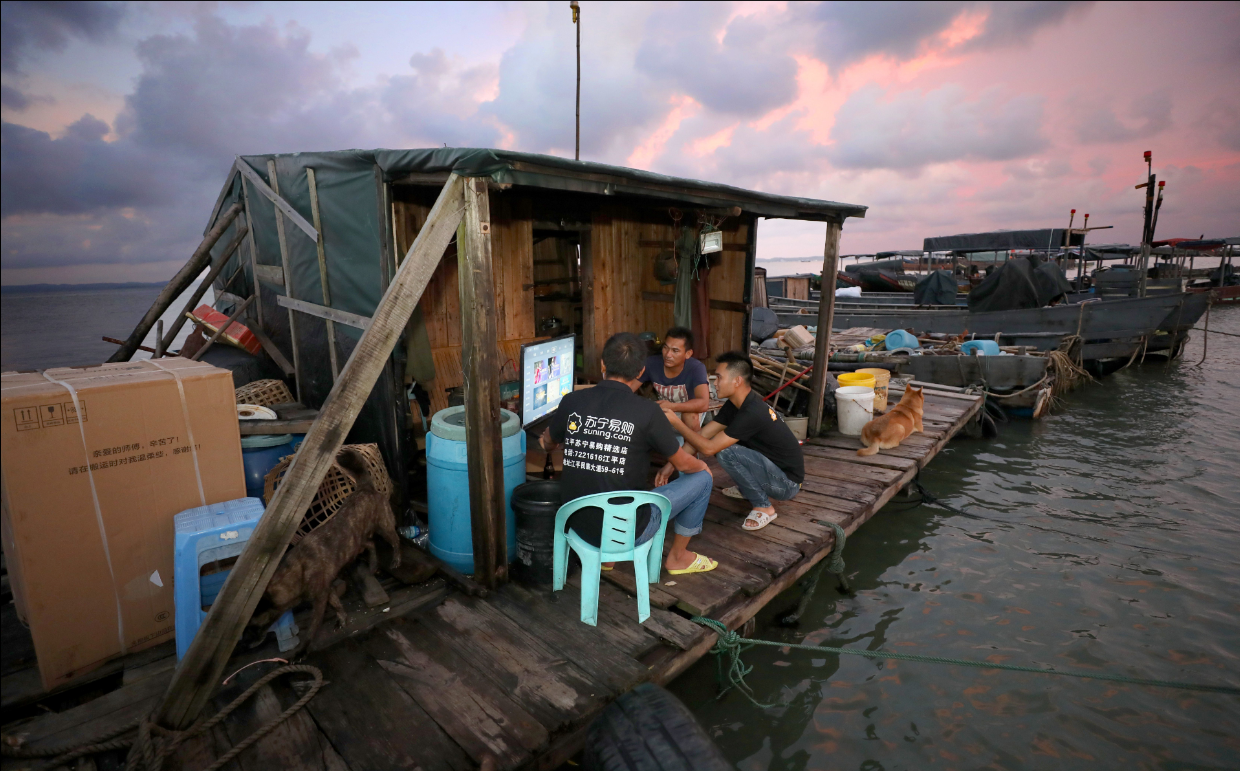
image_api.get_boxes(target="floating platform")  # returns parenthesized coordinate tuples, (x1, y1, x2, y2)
(1, 386, 982, 771)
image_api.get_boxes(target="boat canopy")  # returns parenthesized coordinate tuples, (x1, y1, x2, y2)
(924, 228, 1083, 253)
(968, 256, 1072, 313)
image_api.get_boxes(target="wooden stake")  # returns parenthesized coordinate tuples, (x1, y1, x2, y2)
(306, 168, 340, 380)
(269, 160, 304, 402)
(457, 177, 506, 586)
(807, 220, 842, 436)
(153, 174, 465, 730)
(159, 225, 249, 351)
(107, 203, 242, 362)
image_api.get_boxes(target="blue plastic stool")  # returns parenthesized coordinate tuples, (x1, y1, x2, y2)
(552, 491, 671, 626)
(173, 497, 298, 660)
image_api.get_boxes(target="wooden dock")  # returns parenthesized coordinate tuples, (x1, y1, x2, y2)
(1, 385, 981, 771)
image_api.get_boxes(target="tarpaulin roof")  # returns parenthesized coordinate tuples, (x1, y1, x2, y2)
(923, 229, 1081, 253)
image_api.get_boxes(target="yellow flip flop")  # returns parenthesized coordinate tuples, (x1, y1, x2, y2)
(667, 553, 718, 575)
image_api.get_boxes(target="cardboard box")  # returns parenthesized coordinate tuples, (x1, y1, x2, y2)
(1, 359, 245, 690)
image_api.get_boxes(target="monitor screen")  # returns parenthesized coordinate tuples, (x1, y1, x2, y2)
(520, 334, 576, 426)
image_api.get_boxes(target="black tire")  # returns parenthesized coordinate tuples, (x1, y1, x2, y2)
(582, 683, 733, 771)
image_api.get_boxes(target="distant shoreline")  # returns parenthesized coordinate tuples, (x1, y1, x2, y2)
(1, 281, 166, 294)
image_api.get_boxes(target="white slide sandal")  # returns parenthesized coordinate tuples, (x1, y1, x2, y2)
(743, 510, 778, 531)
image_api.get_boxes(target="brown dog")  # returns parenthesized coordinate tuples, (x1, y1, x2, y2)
(857, 385, 924, 456)
(251, 448, 401, 656)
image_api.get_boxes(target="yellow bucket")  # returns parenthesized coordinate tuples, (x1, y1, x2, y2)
(836, 372, 876, 390)
(857, 368, 891, 412)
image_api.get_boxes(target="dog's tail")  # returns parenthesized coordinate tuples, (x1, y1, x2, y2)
(337, 448, 377, 492)
(856, 442, 881, 457)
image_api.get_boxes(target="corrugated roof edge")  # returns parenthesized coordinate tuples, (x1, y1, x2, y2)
(241, 147, 866, 222)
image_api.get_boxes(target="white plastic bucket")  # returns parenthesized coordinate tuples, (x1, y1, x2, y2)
(835, 386, 875, 437)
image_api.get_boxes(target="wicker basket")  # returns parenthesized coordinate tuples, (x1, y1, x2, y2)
(234, 379, 294, 407)
(263, 443, 392, 544)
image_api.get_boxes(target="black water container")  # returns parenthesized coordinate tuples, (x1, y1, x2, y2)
(511, 480, 561, 586)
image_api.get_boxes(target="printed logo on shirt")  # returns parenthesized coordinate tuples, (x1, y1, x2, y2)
(567, 412, 582, 433)
(768, 407, 778, 421)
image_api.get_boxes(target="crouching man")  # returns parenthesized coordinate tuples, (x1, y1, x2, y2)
(661, 351, 804, 532)
(541, 332, 718, 575)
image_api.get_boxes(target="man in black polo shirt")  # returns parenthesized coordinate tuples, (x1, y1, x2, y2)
(663, 351, 804, 532)
(541, 332, 718, 575)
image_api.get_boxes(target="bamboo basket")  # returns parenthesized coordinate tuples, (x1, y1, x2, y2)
(263, 443, 392, 544)
(234, 379, 294, 407)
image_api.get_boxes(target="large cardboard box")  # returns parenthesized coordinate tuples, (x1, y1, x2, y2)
(1, 359, 245, 690)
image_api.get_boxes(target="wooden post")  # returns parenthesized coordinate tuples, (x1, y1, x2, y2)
(306, 168, 340, 380)
(457, 178, 506, 586)
(154, 320, 165, 359)
(159, 225, 248, 351)
(807, 219, 842, 437)
(268, 160, 304, 401)
(107, 203, 242, 362)
(580, 230, 599, 381)
(153, 174, 466, 730)
(240, 180, 264, 329)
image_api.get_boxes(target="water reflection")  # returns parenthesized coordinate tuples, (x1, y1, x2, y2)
(673, 308, 1240, 770)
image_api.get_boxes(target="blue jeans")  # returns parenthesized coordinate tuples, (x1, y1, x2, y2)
(716, 445, 800, 509)
(636, 469, 713, 543)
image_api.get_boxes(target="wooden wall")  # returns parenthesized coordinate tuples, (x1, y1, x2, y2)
(393, 190, 536, 415)
(587, 205, 750, 378)
(394, 190, 752, 411)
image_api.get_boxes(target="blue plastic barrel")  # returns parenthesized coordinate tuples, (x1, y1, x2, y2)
(961, 339, 1001, 356)
(884, 329, 920, 350)
(426, 407, 525, 574)
(240, 434, 298, 500)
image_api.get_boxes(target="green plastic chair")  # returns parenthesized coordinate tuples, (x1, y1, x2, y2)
(552, 491, 671, 626)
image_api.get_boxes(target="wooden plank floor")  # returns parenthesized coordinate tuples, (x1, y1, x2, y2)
(1, 387, 981, 771)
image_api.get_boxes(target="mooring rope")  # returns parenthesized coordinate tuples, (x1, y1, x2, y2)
(691, 617, 1240, 709)
(1, 664, 324, 771)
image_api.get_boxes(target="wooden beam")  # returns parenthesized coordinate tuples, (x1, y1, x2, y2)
(580, 229, 599, 381)
(203, 164, 239, 236)
(249, 325, 295, 377)
(152, 174, 465, 730)
(268, 160, 304, 402)
(641, 291, 748, 313)
(160, 225, 248, 351)
(233, 158, 319, 241)
(239, 178, 264, 328)
(457, 176, 506, 587)
(306, 168, 340, 379)
(807, 219, 842, 436)
(277, 295, 371, 330)
(253, 264, 284, 286)
(107, 202, 242, 362)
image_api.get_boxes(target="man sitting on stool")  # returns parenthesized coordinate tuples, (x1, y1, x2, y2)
(640, 326, 711, 433)
(541, 332, 718, 575)
(662, 351, 804, 532)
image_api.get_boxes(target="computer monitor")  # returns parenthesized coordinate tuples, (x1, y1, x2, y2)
(519, 334, 576, 426)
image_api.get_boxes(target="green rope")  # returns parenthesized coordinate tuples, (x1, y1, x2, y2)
(825, 522, 846, 575)
(691, 617, 1240, 709)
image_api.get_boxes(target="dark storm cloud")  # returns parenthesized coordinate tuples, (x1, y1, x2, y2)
(1072, 90, 1173, 144)
(1, 115, 170, 217)
(828, 84, 1048, 170)
(1, 1, 127, 74)
(802, 1, 1092, 69)
(635, 6, 799, 117)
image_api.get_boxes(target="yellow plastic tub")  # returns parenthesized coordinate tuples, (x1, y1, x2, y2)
(856, 368, 892, 412)
(836, 371, 876, 391)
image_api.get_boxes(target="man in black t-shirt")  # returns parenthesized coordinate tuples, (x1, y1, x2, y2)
(541, 332, 718, 575)
(663, 351, 803, 533)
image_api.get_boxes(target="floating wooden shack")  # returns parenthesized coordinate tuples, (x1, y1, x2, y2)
(2, 151, 1002, 771)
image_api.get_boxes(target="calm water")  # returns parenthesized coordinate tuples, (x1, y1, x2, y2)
(673, 305, 1240, 771)
(1, 284, 211, 372)
(6, 287, 1237, 769)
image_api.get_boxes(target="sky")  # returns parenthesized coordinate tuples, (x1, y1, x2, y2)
(2, 1, 1238, 284)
